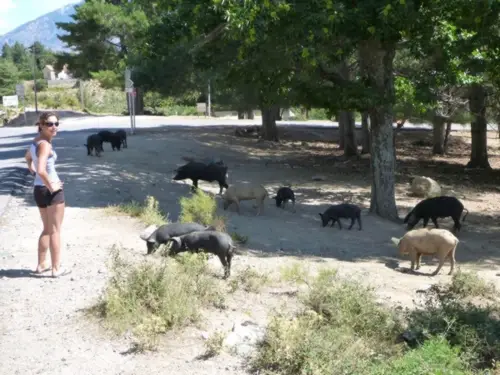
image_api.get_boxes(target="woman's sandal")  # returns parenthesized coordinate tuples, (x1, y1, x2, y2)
(33, 265, 51, 274)
(52, 266, 72, 278)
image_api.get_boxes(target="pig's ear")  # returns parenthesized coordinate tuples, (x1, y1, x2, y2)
(169, 237, 182, 248)
(390, 237, 401, 246)
(140, 225, 158, 241)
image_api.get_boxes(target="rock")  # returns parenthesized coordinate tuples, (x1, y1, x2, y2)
(312, 175, 326, 181)
(223, 321, 265, 356)
(409, 176, 441, 198)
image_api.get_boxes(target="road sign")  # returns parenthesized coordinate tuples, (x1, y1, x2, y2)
(2, 95, 18, 107)
(15, 84, 25, 97)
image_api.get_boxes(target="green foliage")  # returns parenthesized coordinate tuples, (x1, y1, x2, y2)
(0, 59, 19, 96)
(178, 189, 226, 232)
(252, 266, 402, 375)
(370, 336, 473, 375)
(405, 271, 500, 369)
(90, 245, 224, 351)
(107, 195, 168, 226)
(90, 70, 122, 89)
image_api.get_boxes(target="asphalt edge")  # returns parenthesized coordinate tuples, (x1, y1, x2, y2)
(0, 167, 33, 220)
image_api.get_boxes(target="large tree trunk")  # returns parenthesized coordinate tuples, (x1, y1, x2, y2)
(246, 108, 254, 119)
(361, 111, 371, 154)
(359, 40, 399, 221)
(432, 115, 447, 155)
(338, 112, 345, 150)
(237, 110, 245, 119)
(467, 84, 490, 169)
(339, 111, 358, 157)
(260, 105, 280, 141)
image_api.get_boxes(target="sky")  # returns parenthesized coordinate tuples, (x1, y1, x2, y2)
(0, 0, 80, 35)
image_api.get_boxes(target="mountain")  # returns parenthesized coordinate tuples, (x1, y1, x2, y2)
(0, 1, 83, 52)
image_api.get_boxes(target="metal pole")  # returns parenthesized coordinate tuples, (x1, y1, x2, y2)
(207, 79, 211, 117)
(23, 96, 27, 125)
(132, 90, 136, 132)
(32, 44, 38, 113)
(128, 93, 134, 135)
(79, 79, 85, 110)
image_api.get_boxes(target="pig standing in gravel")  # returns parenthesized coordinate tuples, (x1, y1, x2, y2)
(222, 183, 268, 216)
(404, 196, 469, 233)
(319, 203, 362, 230)
(273, 186, 296, 211)
(173, 161, 229, 194)
(140, 222, 213, 254)
(391, 228, 459, 276)
(85, 134, 103, 157)
(167, 231, 235, 278)
(114, 129, 128, 148)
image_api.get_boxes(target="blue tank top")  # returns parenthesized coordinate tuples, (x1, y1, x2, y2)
(30, 140, 60, 187)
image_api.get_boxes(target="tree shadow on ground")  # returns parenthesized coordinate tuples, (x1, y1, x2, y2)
(2, 124, 499, 270)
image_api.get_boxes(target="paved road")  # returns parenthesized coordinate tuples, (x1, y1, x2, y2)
(0, 114, 480, 219)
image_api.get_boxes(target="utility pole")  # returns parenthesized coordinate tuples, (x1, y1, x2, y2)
(207, 79, 211, 117)
(31, 43, 38, 113)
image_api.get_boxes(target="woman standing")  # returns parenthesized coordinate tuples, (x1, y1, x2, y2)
(25, 112, 70, 278)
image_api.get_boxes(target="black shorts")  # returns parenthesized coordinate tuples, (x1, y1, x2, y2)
(33, 185, 65, 208)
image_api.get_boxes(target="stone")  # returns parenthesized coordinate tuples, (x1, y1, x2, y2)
(409, 176, 441, 198)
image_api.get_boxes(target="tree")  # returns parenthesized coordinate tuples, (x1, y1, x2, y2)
(0, 59, 19, 96)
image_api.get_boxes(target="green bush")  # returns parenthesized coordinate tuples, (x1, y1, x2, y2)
(89, 246, 224, 351)
(179, 189, 226, 231)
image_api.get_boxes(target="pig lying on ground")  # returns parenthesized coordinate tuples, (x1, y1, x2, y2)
(391, 228, 459, 276)
(98, 130, 122, 151)
(84, 134, 103, 157)
(222, 183, 268, 216)
(173, 161, 229, 194)
(273, 186, 295, 211)
(319, 203, 362, 230)
(404, 196, 469, 233)
(140, 222, 213, 255)
(114, 129, 127, 148)
(167, 230, 235, 279)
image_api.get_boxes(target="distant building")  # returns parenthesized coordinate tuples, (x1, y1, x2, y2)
(43, 65, 56, 80)
(57, 64, 73, 80)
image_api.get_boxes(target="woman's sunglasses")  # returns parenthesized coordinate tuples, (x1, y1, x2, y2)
(45, 121, 59, 127)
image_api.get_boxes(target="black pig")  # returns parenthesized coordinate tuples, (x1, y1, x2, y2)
(404, 196, 469, 233)
(173, 161, 229, 194)
(168, 230, 235, 278)
(319, 203, 362, 230)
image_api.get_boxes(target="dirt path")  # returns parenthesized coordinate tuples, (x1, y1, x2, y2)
(1, 125, 500, 374)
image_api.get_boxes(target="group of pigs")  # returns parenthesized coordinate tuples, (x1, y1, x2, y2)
(85, 129, 128, 157)
(138, 158, 471, 278)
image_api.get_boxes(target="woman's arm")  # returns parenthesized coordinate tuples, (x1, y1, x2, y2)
(24, 147, 35, 175)
(35, 142, 58, 192)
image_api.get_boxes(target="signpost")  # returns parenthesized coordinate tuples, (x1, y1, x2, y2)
(16, 84, 27, 125)
(2, 95, 19, 107)
(125, 68, 135, 134)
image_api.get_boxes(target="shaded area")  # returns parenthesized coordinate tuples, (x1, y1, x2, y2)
(1, 124, 499, 270)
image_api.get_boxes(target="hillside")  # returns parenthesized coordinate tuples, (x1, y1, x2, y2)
(0, 1, 83, 52)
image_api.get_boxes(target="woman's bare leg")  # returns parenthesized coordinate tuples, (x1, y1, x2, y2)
(46, 202, 66, 276)
(35, 207, 50, 273)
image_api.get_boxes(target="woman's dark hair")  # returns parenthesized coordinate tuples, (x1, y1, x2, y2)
(37, 112, 59, 132)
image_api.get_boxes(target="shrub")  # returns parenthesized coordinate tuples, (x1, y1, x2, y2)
(405, 271, 500, 369)
(90, 246, 224, 351)
(203, 330, 226, 358)
(107, 195, 168, 226)
(251, 266, 403, 374)
(370, 336, 473, 375)
(179, 189, 226, 231)
(229, 266, 270, 293)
